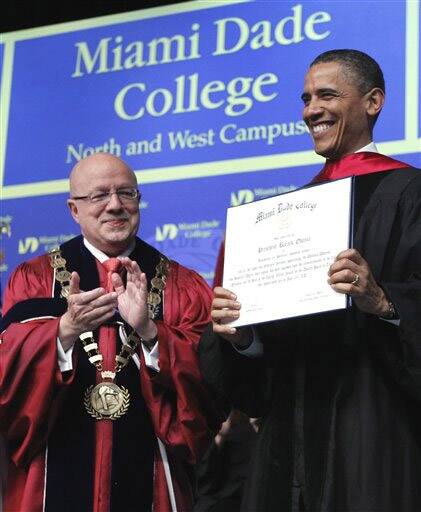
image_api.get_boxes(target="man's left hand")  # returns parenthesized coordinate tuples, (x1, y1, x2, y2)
(111, 257, 158, 340)
(328, 248, 390, 316)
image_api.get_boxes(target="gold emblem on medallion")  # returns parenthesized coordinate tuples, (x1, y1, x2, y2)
(84, 382, 130, 420)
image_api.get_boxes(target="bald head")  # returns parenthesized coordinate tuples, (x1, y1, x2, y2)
(69, 153, 137, 196)
(67, 153, 140, 256)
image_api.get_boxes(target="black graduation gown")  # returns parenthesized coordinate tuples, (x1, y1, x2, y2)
(199, 168, 421, 512)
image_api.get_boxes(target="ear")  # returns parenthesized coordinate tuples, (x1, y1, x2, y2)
(67, 199, 81, 225)
(365, 87, 385, 118)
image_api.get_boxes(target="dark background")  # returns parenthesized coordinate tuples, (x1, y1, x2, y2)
(1, 0, 188, 33)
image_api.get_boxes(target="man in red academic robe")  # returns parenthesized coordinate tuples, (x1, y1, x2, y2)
(200, 50, 421, 511)
(0, 153, 223, 512)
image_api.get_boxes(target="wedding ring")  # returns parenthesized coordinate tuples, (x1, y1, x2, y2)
(351, 273, 359, 285)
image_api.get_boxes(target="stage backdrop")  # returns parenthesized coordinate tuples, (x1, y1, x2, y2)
(1, 0, 420, 289)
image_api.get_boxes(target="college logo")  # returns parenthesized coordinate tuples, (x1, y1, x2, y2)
(18, 237, 40, 254)
(230, 189, 254, 206)
(155, 224, 178, 241)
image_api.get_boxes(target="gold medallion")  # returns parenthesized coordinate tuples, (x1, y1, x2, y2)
(148, 292, 161, 305)
(151, 277, 165, 290)
(56, 270, 72, 281)
(157, 260, 169, 273)
(84, 382, 130, 420)
(51, 256, 67, 268)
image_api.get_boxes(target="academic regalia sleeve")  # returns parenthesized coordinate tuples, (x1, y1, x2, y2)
(199, 323, 268, 418)
(376, 173, 421, 401)
(0, 257, 74, 468)
(138, 261, 226, 464)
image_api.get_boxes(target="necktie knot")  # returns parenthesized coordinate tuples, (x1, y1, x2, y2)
(103, 258, 123, 274)
(102, 258, 123, 291)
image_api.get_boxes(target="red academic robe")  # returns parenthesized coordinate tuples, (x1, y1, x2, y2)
(0, 239, 221, 512)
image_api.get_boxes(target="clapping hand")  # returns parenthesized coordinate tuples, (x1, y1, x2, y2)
(111, 257, 157, 339)
(59, 271, 117, 350)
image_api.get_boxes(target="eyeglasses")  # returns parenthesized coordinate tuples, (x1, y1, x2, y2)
(71, 188, 140, 204)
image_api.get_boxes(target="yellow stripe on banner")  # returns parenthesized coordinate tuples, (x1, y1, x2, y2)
(377, 138, 421, 158)
(2, 179, 70, 199)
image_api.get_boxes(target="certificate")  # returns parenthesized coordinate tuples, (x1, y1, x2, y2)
(223, 177, 354, 326)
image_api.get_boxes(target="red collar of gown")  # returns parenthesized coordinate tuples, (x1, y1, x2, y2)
(311, 151, 411, 183)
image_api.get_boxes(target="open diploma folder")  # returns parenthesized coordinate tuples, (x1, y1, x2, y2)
(223, 177, 354, 327)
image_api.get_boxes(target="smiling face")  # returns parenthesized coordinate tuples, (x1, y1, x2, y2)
(302, 61, 383, 159)
(67, 153, 140, 256)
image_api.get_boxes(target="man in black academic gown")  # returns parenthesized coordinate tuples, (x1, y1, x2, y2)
(199, 49, 421, 512)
